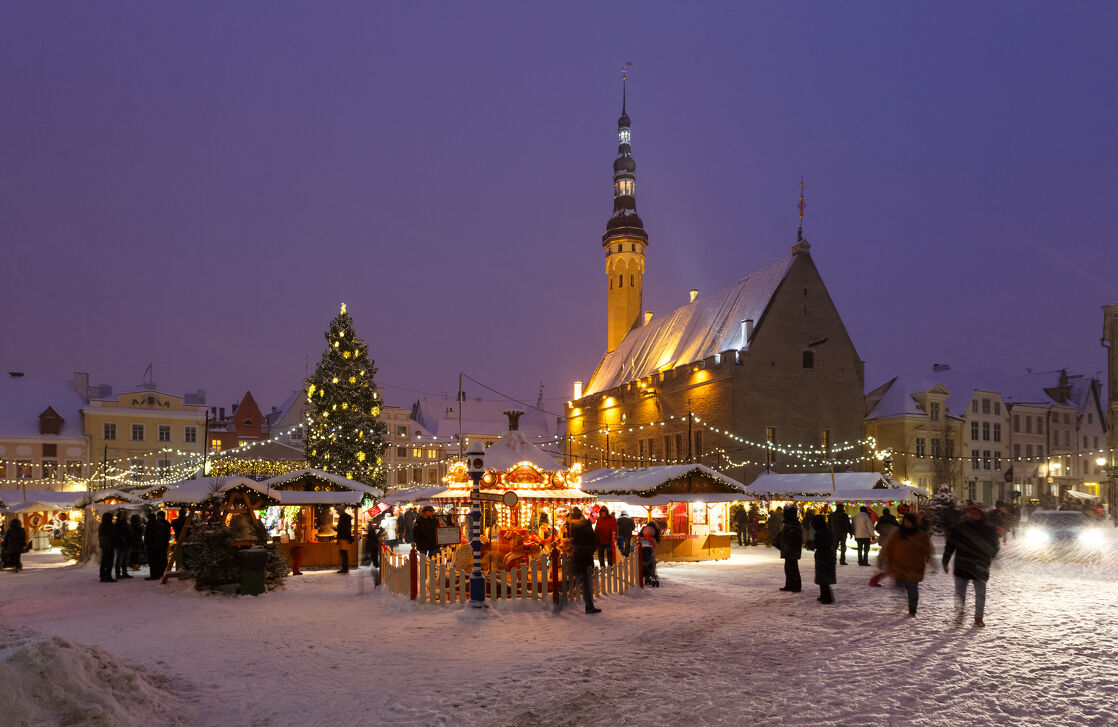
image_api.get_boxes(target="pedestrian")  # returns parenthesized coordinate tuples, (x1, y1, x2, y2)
(616, 511, 635, 557)
(803, 507, 816, 550)
(412, 505, 439, 558)
(594, 506, 617, 567)
(336, 506, 354, 573)
(812, 514, 836, 604)
(943, 504, 1000, 627)
(852, 506, 874, 566)
(875, 507, 900, 544)
(1, 517, 27, 572)
(766, 507, 784, 548)
(113, 510, 133, 579)
(98, 512, 116, 582)
(364, 518, 384, 569)
(829, 505, 853, 565)
(400, 507, 418, 545)
(747, 506, 761, 546)
(130, 514, 145, 571)
(639, 520, 660, 586)
(777, 506, 803, 593)
(567, 507, 601, 613)
(144, 511, 172, 580)
(538, 511, 555, 540)
(731, 505, 748, 546)
(171, 511, 187, 542)
(880, 513, 934, 617)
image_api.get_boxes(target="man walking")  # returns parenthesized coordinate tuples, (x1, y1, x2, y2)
(336, 506, 354, 573)
(567, 507, 600, 613)
(98, 512, 116, 582)
(144, 511, 172, 580)
(852, 506, 875, 566)
(829, 505, 853, 566)
(943, 504, 1000, 626)
(777, 506, 803, 593)
(412, 505, 439, 558)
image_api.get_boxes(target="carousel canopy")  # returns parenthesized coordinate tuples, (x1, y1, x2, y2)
(580, 465, 752, 497)
(430, 487, 595, 505)
(481, 428, 563, 472)
(746, 472, 923, 501)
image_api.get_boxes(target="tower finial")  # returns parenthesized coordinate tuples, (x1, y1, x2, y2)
(793, 177, 811, 254)
(621, 62, 631, 116)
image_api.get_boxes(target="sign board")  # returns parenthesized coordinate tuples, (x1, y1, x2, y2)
(476, 491, 519, 508)
(365, 502, 390, 519)
(437, 525, 462, 546)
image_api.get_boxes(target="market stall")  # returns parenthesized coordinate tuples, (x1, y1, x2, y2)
(745, 472, 926, 509)
(0, 488, 141, 551)
(580, 465, 754, 562)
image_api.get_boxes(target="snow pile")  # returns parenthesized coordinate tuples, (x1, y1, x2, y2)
(0, 626, 185, 727)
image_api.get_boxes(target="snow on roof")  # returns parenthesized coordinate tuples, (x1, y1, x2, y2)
(158, 475, 375, 506)
(580, 465, 750, 495)
(261, 469, 383, 499)
(413, 398, 561, 439)
(596, 492, 750, 508)
(746, 472, 902, 496)
(0, 488, 140, 510)
(585, 256, 794, 395)
(483, 429, 563, 472)
(379, 486, 446, 506)
(266, 390, 301, 428)
(0, 375, 87, 439)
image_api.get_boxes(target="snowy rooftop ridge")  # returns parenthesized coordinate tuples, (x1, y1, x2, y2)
(580, 464, 749, 495)
(412, 397, 561, 439)
(0, 375, 87, 439)
(746, 472, 903, 496)
(483, 428, 563, 472)
(585, 255, 794, 395)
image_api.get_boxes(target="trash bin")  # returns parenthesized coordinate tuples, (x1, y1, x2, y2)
(236, 547, 268, 596)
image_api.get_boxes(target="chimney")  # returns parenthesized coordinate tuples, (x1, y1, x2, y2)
(741, 319, 754, 349)
(271, 406, 278, 413)
(573, 381, 583, 399)
(689, 289, 699, 303)
(73, 372, 90, 403)
(219, 407, 226, 420)
(644, 311, 653, 326)
(231, 402, 238, 414)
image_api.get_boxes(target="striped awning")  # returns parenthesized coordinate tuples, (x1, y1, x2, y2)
(430, 488, 597, 505)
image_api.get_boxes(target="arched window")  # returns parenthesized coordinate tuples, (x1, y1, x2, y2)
(802, 350, 815, 369)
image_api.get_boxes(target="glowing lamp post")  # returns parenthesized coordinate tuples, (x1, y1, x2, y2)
(466, 441, 487, 607)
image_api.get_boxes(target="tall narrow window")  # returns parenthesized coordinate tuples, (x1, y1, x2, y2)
(619, 274, 623, 288)
(802, 350, 815, 369)
(915, 438, 926, 458)
(630, 274, 634, 287)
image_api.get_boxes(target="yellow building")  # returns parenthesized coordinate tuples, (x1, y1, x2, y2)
(83, 387, 208, 487)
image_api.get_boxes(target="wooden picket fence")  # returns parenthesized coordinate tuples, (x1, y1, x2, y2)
(380, 544, 644, 606)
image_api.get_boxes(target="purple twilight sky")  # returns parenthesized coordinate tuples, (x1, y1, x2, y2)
(2, 2, 1116, 416)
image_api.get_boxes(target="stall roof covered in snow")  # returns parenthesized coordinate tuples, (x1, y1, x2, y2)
(261, 469, 383, 499)
(585, 256, 794, 395)
(746, 472, 921, 500)
(0, 374, 87, 439)
(580, 465, 751, 496)
(159, 477, 270, 505)
(378, 486, 446, 506)
(483, 429, 563, 472)
(0, 488, 141, 512)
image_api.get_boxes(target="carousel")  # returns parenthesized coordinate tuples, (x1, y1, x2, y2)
(429, 412, 595, 572)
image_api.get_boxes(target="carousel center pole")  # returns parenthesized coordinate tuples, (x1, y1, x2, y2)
(465, 442, 487, 607)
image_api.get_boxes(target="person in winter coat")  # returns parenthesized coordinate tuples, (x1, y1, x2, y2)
(567, 507, 600, 613)
(852, 506, 875, 566)
(129, 514, 145, 570)
(639, 520, 660, 585)
(364, 518, 385, 569)
(113, 510, 133, 579)
(802, 507, 816, 550)
(943, 504, 1000, 626)
(875, 508, 900, 543)
(747, 506, 761, 546)
(399, 508, 418, 545)
(812, 514, 836, 604)
(594, 507, 617, 567)
(880, 513, 934, 616)
(336, 506, 354, 573)
(144, 512, 172, 580)
(829, 505, 853, 565)
(766, 508, 784, 548)
(1, 518, 27, 572)
(616, 512, 635, 557)
(98, 512, 117, 582)
(777, 506, 803, 593)
(412, 506, 439, 558)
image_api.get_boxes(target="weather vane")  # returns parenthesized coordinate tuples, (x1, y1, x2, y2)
(621, 61, 632, 82)
(797, 177, 806, 226)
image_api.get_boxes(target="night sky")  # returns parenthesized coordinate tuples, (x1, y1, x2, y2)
(2, 2, 1115, 415)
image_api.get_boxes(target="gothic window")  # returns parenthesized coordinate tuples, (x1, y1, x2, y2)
(619, 275, 623, 288)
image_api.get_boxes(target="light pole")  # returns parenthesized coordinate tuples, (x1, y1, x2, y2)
(466, 441, 486, 607)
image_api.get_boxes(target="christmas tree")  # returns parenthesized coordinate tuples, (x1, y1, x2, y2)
(304, 304, 388, 485)
(928, 483, 961, 534)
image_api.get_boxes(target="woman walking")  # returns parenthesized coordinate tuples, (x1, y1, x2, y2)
(879, 513, 933, 617)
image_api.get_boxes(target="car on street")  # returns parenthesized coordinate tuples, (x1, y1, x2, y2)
(1023, 509, 1106, 559)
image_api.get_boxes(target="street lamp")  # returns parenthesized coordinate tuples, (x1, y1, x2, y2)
(465, 441, 486, 607)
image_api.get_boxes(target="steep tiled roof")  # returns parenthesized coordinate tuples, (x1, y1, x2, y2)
(585, 255, 795, 395)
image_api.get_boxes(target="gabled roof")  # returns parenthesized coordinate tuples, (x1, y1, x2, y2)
(0, 375, 87, 439)
(580, 465, 749, 495)
(413, 398, 561, 439)
(585, 255, 795, 395)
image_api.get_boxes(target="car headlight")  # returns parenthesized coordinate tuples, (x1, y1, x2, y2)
(1079, 529, 1103, 547)
(1026, 527, 1050, 544)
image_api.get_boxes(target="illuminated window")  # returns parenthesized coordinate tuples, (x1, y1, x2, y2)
(619, 129, 630, 144)
(42, 461, 58, 479)
(412, 447, 423, 459)
(159, 425, 171, 442)
(427, 449, 437, 459)
(184, 426, 197, 443)
(210, 439, 222, 453)
(614, 179, 634, 197)
(131, 424, 144, 441)
(104, 422, 117, 441)
(66, 461, 83, 477)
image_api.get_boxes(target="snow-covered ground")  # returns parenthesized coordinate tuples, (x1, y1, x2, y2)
(2, 533, 1117, 727)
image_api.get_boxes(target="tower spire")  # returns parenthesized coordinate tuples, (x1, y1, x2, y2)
(793, 177, 811, 254)
(603, 64, 648, 353)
